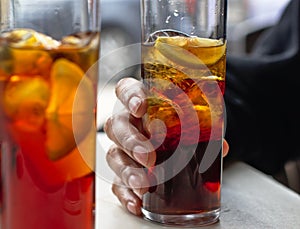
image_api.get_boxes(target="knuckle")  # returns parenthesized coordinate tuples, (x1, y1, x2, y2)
(106, 145, 118, 160)
(119, 166, 131, 181)
(103, 117, 112, 133)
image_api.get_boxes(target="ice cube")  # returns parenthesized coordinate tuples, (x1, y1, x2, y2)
(61, 32, 94, 47)
(1, 29, 60, 49)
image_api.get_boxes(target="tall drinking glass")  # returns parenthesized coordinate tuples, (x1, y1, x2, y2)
(141, 0, 227, 226)
(0, 0, 100, 228)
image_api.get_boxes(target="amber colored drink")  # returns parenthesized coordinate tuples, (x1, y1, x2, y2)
(141, 33, 226, 224)
(0, 29, 99, 229)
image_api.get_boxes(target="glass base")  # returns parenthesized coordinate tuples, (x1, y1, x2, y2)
(141, 208, 220, 227)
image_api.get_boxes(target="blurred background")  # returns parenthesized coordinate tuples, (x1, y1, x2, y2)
(100, 0, 291, 82)
(98, 0, 291, 127)
(226, 0, 291, 54)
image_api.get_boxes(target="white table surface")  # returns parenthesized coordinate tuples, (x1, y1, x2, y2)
(96, 133, 300, 229)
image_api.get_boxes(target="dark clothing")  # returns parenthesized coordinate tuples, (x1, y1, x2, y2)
(224, 0, 300, 176)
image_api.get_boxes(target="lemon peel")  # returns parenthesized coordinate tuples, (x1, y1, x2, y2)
(155, 37, 226, 67)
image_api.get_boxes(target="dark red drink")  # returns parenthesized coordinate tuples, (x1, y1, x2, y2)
(141, 35, 226, 226)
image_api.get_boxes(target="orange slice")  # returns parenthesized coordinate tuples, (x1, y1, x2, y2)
(3, 76, 50, 132)
(46, 58, 95, 163)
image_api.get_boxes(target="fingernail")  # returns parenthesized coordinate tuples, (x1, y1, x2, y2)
(129, 96, 142, 114)
(133, 146, 149, 166)
(127, 201, 138, 215)
(128, 175, 140, 189)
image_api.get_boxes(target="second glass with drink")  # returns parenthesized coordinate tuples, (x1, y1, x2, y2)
(140, 0, 227, 226)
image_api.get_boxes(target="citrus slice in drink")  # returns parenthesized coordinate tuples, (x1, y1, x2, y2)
(154, 37, 226, 67)
(3, 76, 50, 132)
(42, 58, 96, 184)
(46, 58, 95, 162)
(187, 37, 226, 65)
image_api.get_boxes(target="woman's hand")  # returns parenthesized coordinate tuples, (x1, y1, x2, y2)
(104, 77, 229, 215)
